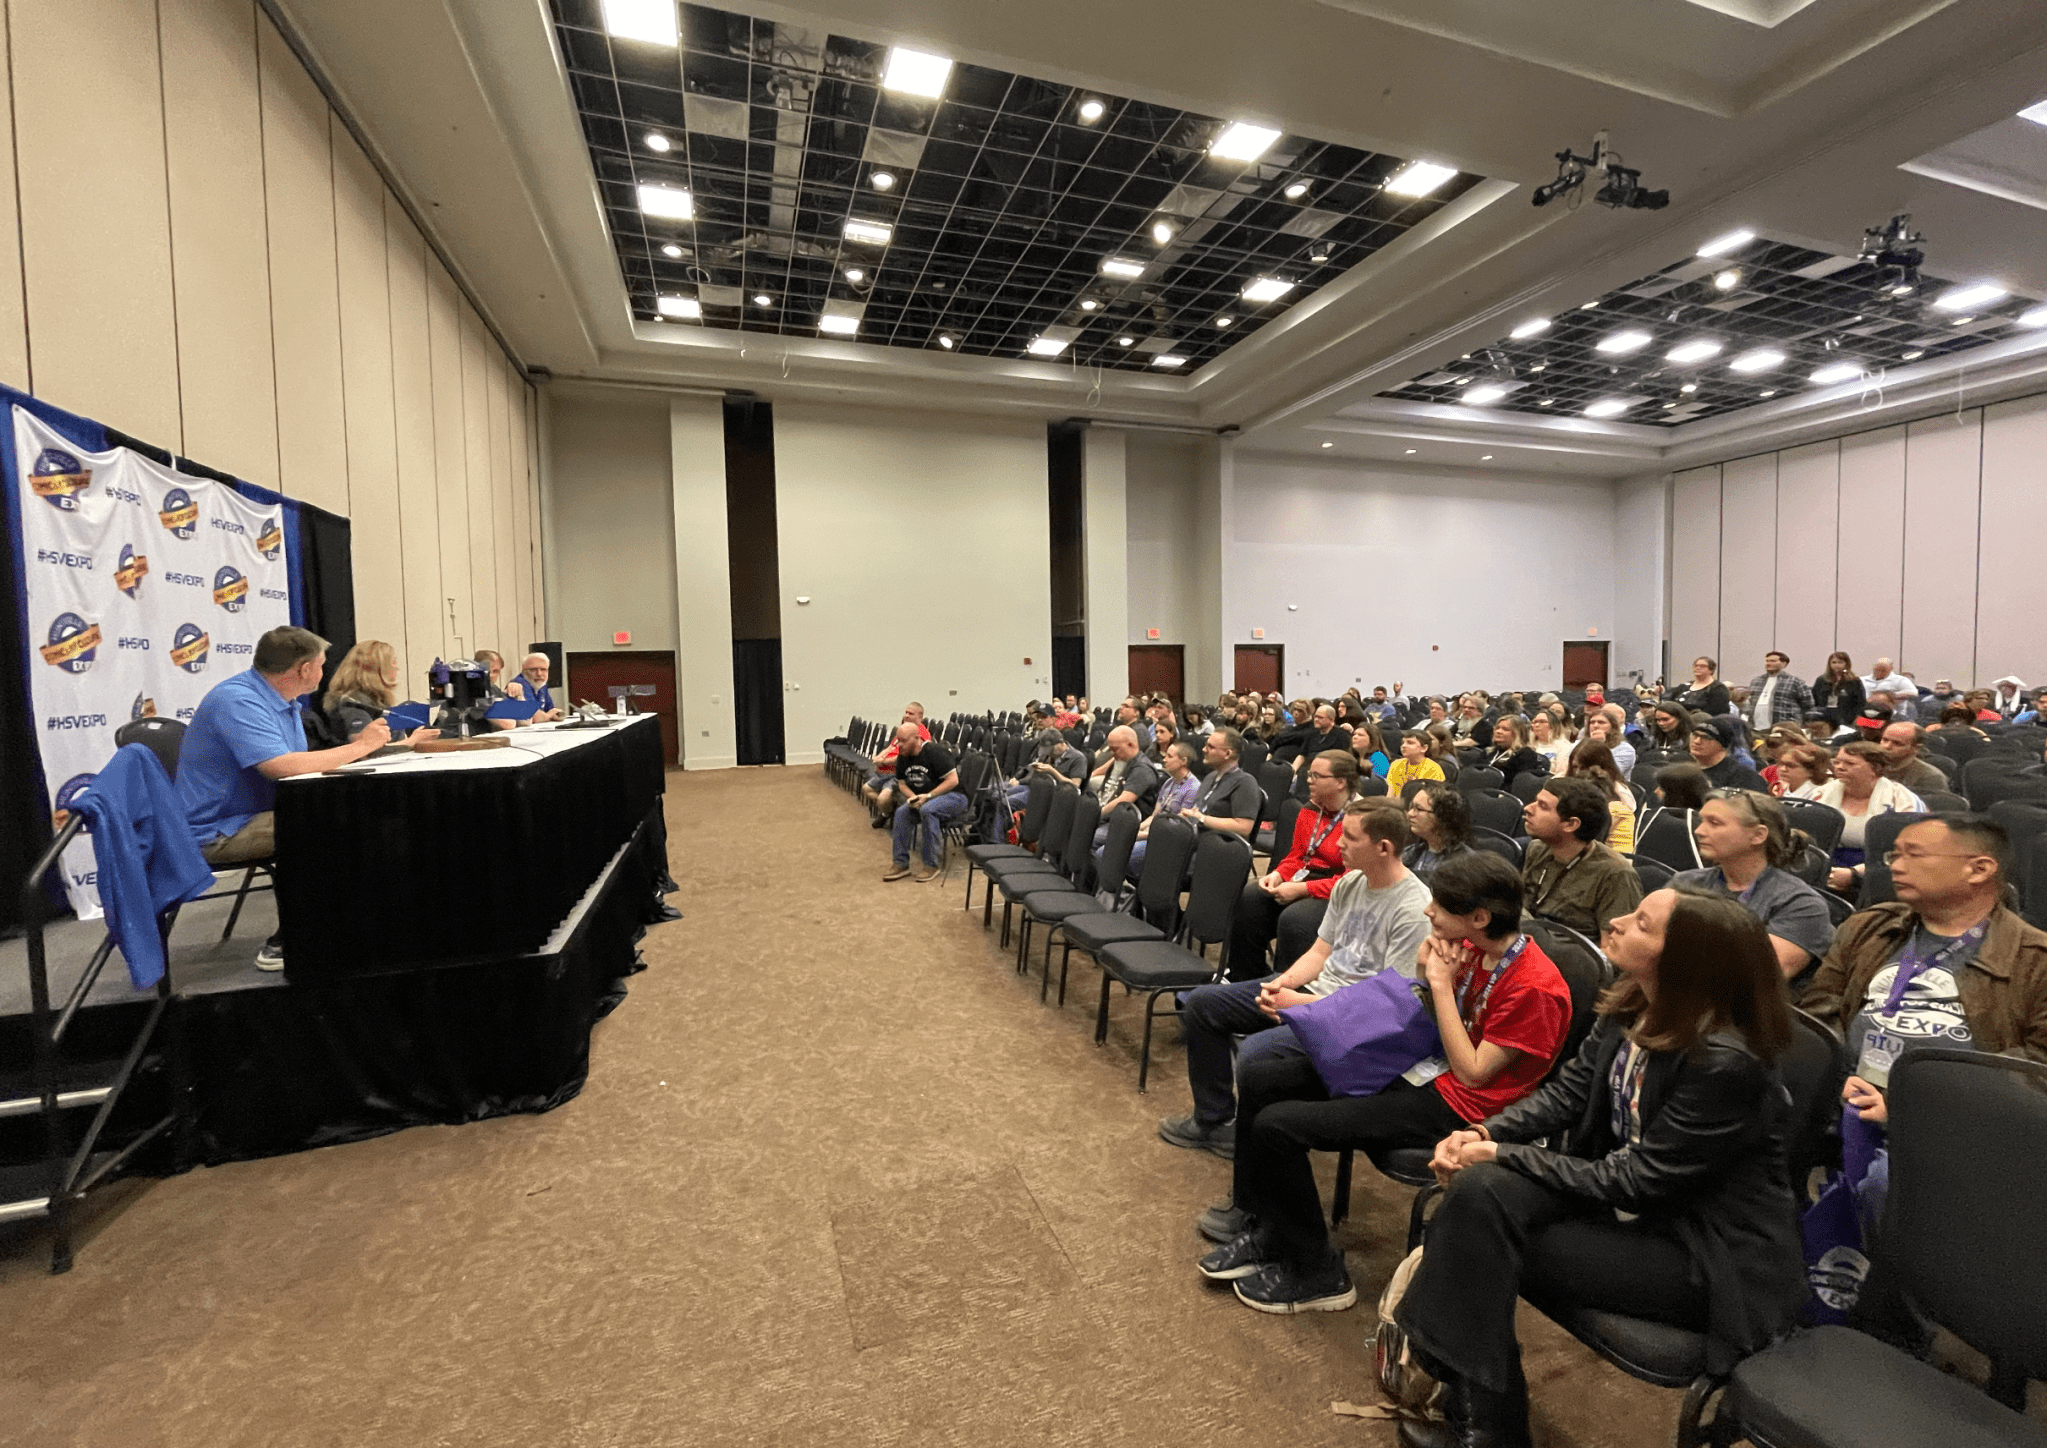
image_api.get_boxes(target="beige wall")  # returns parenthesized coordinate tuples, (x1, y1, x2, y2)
(545, 388, 678, 656)
(0, 0, 539, 693)
(1667, 390, 2047, 691)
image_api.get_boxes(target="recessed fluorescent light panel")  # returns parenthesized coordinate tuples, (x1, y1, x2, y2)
(819, 314, 859, 335)
(1934, 282, 2006, 312)
(1462, 385, 1509, 405)
(1696, 228, 1755, 257)
(1809, 362, 1861, 385)
(1209, 122, 1280, 163)
(1026, 336, 1070, 357)
(1100, 257, 1146, 279)
(1509, 318, 1551, 340)
(842, 219, 893, 245)
(1595, 330, 1652, 355)
(2020, 100, 2047, 126)
(655, 295, 700, 319)
(636, 184, 693, 220)
(1665, 339, 1722, 364)
(881, 47, 952, 99)
(601, 0, 677, 46)
(1385, 161, 1458, 198)
(1730, 348, 1785, 373)
(2017, 304, 2047, 329)
(1151, 354, 1188, 367)
(1584, 398, 1634, 419)
(1242, 277, 1296, 303)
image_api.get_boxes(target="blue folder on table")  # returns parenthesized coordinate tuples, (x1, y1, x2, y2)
(484, 695, 539, 722)
(386, 701, 432, 734)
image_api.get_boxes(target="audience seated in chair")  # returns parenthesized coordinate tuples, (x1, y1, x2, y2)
(1196, 852, 1571, 1319)
(1180, 728, 1262, 842)
(1581, 707, 1635, 781)
(1402, 781, 1475, 882)
(1815, 740, 1925, 897)
(1125, 741, 1202, 877)
(1673, 789, 1835, 987)
(1159, 797, 1433, 1163)
(1478, 716, 1545, 789)
(1085, 726, 1162, 839)
(1004, 726, 1089, 817)
(1392, 888, 1804, 1448)
(1688, 716, 1769, 792)
(880, 725, 962, 883)
(1565, 741, 1635, 855)
(1388, 729, 1446, 796)
(1222, 751, 1365, 985)
(860, 702, 931, 821)
(1519, 777, 1644, 936)
(1350, 720, 1392, 779)
(1877, 720, 1949, 797)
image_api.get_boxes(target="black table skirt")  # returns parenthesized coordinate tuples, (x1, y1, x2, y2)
(275, 717, 665, 979)
(188, 812, 668, 1164)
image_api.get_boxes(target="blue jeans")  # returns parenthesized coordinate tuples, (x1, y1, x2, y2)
(1179, 974, 1306, 1126)
(893, 791, 967, 867)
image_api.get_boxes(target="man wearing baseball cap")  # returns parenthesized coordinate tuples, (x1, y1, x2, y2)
(1688, 716, 1769, 791)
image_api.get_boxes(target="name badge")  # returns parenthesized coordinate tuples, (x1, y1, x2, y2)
(1403, 1056, 1449, 1087)
(1859, 1027, 1904, 1089)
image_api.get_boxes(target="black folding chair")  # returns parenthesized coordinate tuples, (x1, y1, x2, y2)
(1466, 788, 1525, 838)
(1257, 796, 1303, 870)
(1470, 828, 1523, 867)
(1045, 818, 1200, 1009)
(1458, 766, 1505, 794)
(1636, 807, 1704, 873)
(1721, 1049, 2047, 1448)
(1508, 772, 1548, 805)
(978, 788, 1078, 936)
(1779, 799, 1845, 858)
(998, 793, 1103, 968)
(1633, 854, 1678, 894)
(1019, 804, 1142, 1001)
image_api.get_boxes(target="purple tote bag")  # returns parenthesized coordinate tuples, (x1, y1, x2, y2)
(1281, 968, 1442, 1098)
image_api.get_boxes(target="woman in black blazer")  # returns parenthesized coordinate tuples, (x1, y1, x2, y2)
(1478, 715, 1546, 788)
(1392, 888, 1804, 1448)
(1813, 651, 1866, 728)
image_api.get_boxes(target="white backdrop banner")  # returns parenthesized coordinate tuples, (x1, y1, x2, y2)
(14, 406, 293, 919)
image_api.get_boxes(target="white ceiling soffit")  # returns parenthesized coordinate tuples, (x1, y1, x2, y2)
(1308, 0, 1962, 116)
(1901, 113, 2047, 214)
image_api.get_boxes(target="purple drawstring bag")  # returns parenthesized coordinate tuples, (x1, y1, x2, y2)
(1800, 1105, 1884, 1325)
(1280, 968, 1442, 1098)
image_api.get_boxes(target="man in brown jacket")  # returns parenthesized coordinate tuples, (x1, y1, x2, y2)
(1803, 814, 2047, 1124)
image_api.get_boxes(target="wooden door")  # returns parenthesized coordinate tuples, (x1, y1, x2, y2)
(563, 650, 680, 766)
(1234, 644, 1284, 696)
(1561, 640, 1610, 688)
(1127, 644, 1185, 702)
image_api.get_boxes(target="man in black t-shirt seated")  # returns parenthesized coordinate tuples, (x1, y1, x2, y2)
(884, 725, 964, 883)
(1688, 716, 1769, 791)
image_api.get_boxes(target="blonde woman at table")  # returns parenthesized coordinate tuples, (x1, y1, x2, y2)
(324, 640, 438, 748)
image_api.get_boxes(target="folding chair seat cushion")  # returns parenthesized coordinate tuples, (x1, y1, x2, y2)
(1364, 1145, 1433, 1186)
(998, 872, 1087, 903)
(1097, 938, 1220, 990)
(965, 842, 1036, 864)
(1544, 1306, 1706, 1388)
(980, 856, 1064, 882)
(1025, 891, 1113, 925)
(1059, 912, 1167, 952)
(1727, 1324, 2047, 1448)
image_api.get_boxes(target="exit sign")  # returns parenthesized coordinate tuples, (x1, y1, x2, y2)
(612, 630, 632, 646)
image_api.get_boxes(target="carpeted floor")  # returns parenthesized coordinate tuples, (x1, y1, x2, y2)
(0, 766, 1684, 1448)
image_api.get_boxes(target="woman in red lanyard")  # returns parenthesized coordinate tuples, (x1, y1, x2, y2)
(1393, 889, 1801, 1448)
(1198, 853, 1571, 1316)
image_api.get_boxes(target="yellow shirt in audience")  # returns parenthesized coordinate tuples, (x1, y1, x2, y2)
(1606, 790, 1637, 854)
(1387, 757, 1446, 794)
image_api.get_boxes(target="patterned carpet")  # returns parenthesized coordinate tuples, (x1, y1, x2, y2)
(0, 766, 1683, 1447)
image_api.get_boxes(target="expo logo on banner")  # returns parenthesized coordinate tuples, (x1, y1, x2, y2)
(158, 487, 199, 539)
(115, 544, 148, 598)
(51, 774, 96, 831)
(28, 447, 90, 511)
(170, 622, 210, 674)
(257, 516, 282, 560)
(212, 566, 248, 613)
(40, 612, 100, 673)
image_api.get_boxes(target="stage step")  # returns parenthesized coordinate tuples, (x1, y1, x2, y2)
(0, 1152, 119, 1225)
(0, 1063, 120, 1120)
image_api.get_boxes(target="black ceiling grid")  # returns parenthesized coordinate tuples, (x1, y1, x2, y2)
(1376, 236, 2044, 426)
(548, 0, 1484, 370)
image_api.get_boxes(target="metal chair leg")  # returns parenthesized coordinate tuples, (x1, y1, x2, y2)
(1057, 942, 1075, 1005)
(221, 866, 259, 942)
(1095, 973, 1113, 1043)
(1138, 993, 1163, 1091)
(1331, 1148, 1354, 1226)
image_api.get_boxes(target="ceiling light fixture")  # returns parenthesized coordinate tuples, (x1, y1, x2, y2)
(1580, 301, 1599, 310)
(1891, 284, 1916, 297)
(1385, 160, 1457, 197)
(869, 171, 896, 191)
(1463, 384, 1509, 405)
(1242, 276, 1296, 303)
(2016, 304, 2047, 328)
(1077, 99, 1105, 123)
(1100, 257, 1145, 279)
(1952, 316, 1975, 326)
(2019, 100, 2047, 125)
(1810, 362, 1861, 385)
(1452, 378, 1470, 386)
(1759, 390, 1778, 398)
(601, 0, 677, 46)
(643, 132, 671, 153)
(1116, 336, 1134, 347)
(1584, 398, 1634, 419)
(1714, 268, 1742, 292)
(1595, 329, 1653, 355)
(1151, 354, 1188, 368)
(1665, 339, 1722, 365)
(1528, 364, 1547, 373)
(1729, 347, 1785, 374)
(842, 219, 892, 245)
(1538, 399, 1554, 406)
(1320, 441, 1334, 448)
(753, 294, 772, 307)
(1481, 454, 1493, 461)
(1680, 382, 1698, 394)
(1027, 336, 1070, 358)
(659, 243, 682, 258)
(1080, 299, 1100, 311)
(636, 184, 693, 220)
(1404, 448, 1417, 454)
(1697, 228, 1755, 258)
(1284, 182, 1309, 200)
(1509, 318, 1551, 340)
(1215, 316, 1234, 328)
(844, 267, 865, 283)
(1210, 122, 1281, 163)
(1901, 349, 1925, 360)
(1935, 282, 2005, 312)
(937, 335, 955, 349)
(1151, 220, 1175, 245)
(1308, 246, 1330, 263)
(655, 295, 700, 319)
(881, 47, 952, 99)
(819, 314, 859, 336)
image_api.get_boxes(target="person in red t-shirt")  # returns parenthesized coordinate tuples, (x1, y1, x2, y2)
(1226, 750, 1364, 979)
(860, 702, 932, 823)
(1197, 851, 1571, 1316)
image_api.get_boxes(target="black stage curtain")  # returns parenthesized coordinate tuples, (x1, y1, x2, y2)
(275, 717, 665, 978)
(732, 637, 785, 765)
(189, 814, 665, 1163)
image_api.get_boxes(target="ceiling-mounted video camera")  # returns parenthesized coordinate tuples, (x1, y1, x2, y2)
(1859, 213, 1926, 290)
(1532, 130, 1669, 211)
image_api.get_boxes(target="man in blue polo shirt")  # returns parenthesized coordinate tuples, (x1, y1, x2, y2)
(505, 651, 563, 723)
(177, 626, 390, 969)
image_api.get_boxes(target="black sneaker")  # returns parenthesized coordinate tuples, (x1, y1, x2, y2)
(1232, 1255, 1357, 1314)
(870, 814, 889, 829)
(1197, 1227, 1278, 1282)
(1158, 1113, 1235, 1160)
(255, 937, 285, 973)
(1197, 1196, 1251, 1244)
